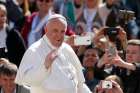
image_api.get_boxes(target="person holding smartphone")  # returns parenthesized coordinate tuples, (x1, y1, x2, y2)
(97, 39, 140, 93)
(93, 75, 123, 93)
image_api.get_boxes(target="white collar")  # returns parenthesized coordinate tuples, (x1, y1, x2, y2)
(1, 88, 16, 93)
(43, 35, 58, 50)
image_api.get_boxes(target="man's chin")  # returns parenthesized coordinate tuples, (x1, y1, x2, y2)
(54, 42, 62, 48)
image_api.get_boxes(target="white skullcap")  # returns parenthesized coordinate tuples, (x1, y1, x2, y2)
(45, 14, 67, 27)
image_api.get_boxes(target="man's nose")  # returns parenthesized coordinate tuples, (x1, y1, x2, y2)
(57, 32, 64, 38)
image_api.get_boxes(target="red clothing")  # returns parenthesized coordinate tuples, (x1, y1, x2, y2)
(21, 12, 38, 46)
(21, 12, 75, 47)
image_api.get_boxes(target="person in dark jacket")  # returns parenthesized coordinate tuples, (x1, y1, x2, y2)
(98, 39, 140, 93)
(0, 4, 26, 67)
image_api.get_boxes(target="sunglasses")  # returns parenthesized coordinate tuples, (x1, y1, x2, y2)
(37, 0, 53, 3)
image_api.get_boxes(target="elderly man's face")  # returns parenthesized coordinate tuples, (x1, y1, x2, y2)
(45, 19, 66, 47)
(126, 45, 140, 63)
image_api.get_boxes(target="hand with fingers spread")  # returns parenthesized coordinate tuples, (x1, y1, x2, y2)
(97, 49, 113, 68)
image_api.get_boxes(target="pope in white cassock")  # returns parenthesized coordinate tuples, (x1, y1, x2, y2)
(15, 14, 92, 93)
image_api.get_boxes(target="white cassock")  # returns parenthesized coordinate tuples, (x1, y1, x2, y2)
(15, 35, 92, 93)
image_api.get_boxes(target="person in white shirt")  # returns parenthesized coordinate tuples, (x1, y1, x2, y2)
(15, 14, 92, 93)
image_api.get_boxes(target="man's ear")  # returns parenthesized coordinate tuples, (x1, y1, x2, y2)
(44, 27, 48, 33)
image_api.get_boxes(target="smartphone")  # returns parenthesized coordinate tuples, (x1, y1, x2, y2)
(64, 35, 70, 41)
(108, 46, 116, 56)
(102, 80, 112, 89)
(74, 36, 91, 46)
(104, 27, 120, 36)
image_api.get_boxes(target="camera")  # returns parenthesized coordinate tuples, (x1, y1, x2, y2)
(74, 35, 91, 46)
(104, 27, 120, 42)
(104, 27, 119, 36)
(119, 10, 135, 24)
(102, 81, 112, 89)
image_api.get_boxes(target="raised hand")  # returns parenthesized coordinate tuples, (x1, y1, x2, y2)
(44, 49, 58, 69)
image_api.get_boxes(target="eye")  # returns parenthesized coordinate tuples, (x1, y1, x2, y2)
(52, 29, 58, 33)
(61, 30, 65, 34)
(92, 54, 97, 57)
(3, 78, 7, 81)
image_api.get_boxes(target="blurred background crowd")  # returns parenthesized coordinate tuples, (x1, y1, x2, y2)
(0, 0, 140, 93)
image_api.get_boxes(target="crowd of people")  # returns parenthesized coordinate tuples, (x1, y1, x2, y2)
(0, 0, 140, 93)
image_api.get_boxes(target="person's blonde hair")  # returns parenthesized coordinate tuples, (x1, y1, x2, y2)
(105, 75, 123, 89)
(0, 4, 7, 15)
(0, 58, 10, 65)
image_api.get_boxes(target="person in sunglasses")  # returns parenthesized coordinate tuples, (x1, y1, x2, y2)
(21, 0, 54, 47)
